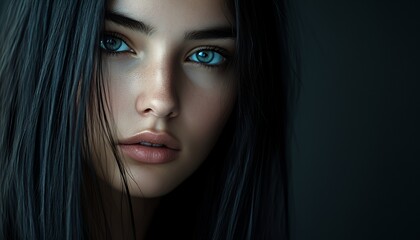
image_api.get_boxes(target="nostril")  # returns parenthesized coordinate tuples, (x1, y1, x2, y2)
(141, 107, 178, 118)
(136, 94, 179, 118)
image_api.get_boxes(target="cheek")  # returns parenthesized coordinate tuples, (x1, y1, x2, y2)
(105, 61, 133, 104)
(102, 62, 141, 132)
(179, 80, 235, 156)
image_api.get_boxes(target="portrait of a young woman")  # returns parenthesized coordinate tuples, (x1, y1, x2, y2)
(0, 0, 294, 239)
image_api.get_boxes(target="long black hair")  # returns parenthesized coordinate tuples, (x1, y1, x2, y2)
(209, 0, 293, 238)
(0, 0, 296, 239)
(0, 0, 105, 239)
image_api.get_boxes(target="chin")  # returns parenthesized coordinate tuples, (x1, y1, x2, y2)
(126, 179, 178, 198)
(99, 164, 192, 198)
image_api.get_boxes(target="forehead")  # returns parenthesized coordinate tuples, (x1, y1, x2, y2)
(107, 0, 233, 31)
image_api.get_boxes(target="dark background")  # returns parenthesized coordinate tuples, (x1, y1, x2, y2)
(288, 0, 420, 239)
(1, 0, 419, 239)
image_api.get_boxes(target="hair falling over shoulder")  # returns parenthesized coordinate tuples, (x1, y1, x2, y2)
(0, 0, 297, 239)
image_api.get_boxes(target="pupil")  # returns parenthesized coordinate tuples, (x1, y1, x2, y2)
(198, 52, 208, 57)
(105, 37, 121, 51)
(197, 51, 214, 63)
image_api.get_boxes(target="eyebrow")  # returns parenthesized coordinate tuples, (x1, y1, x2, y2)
(105, 11, 236, 40)
(185, 28, 236, 40)
(105, 11, 154, 35)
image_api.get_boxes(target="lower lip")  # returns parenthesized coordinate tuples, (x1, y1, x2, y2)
(119, 144, 179, 164)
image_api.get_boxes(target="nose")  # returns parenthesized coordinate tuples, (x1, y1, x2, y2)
(135, 58, 180, 119)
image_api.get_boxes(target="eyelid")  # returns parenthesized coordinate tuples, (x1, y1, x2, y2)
(186, 46, 230, 59)
(185, 46, 231, 68)
(101, 31, 136, 54)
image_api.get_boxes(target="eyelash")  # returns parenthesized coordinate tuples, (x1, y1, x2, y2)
(99, 32, 231, 69)
(185, 46, 230, 69)
(100, 32, 133, 56)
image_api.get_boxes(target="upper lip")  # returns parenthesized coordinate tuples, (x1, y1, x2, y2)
(118, 131, 181, 150)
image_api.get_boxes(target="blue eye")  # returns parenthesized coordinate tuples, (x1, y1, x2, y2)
(188, 49, 226, 66)
(100, 34, 132, 54)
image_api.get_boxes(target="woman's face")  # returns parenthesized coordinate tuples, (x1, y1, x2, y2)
(94, 0, 236, 197)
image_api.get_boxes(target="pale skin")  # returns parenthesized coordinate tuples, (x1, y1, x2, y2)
(90, 0, 236, 238)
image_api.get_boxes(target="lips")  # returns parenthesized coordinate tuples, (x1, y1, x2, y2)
(118, 131, 181, 164)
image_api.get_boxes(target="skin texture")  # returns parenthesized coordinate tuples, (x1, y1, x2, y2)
(94, 0, 236, 199)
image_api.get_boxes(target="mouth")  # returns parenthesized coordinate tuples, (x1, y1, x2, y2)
(138, 141, 166, 148)
(118, 131, 180, 164)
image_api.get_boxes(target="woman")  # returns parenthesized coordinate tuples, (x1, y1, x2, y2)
(0, 0, 295, 239)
